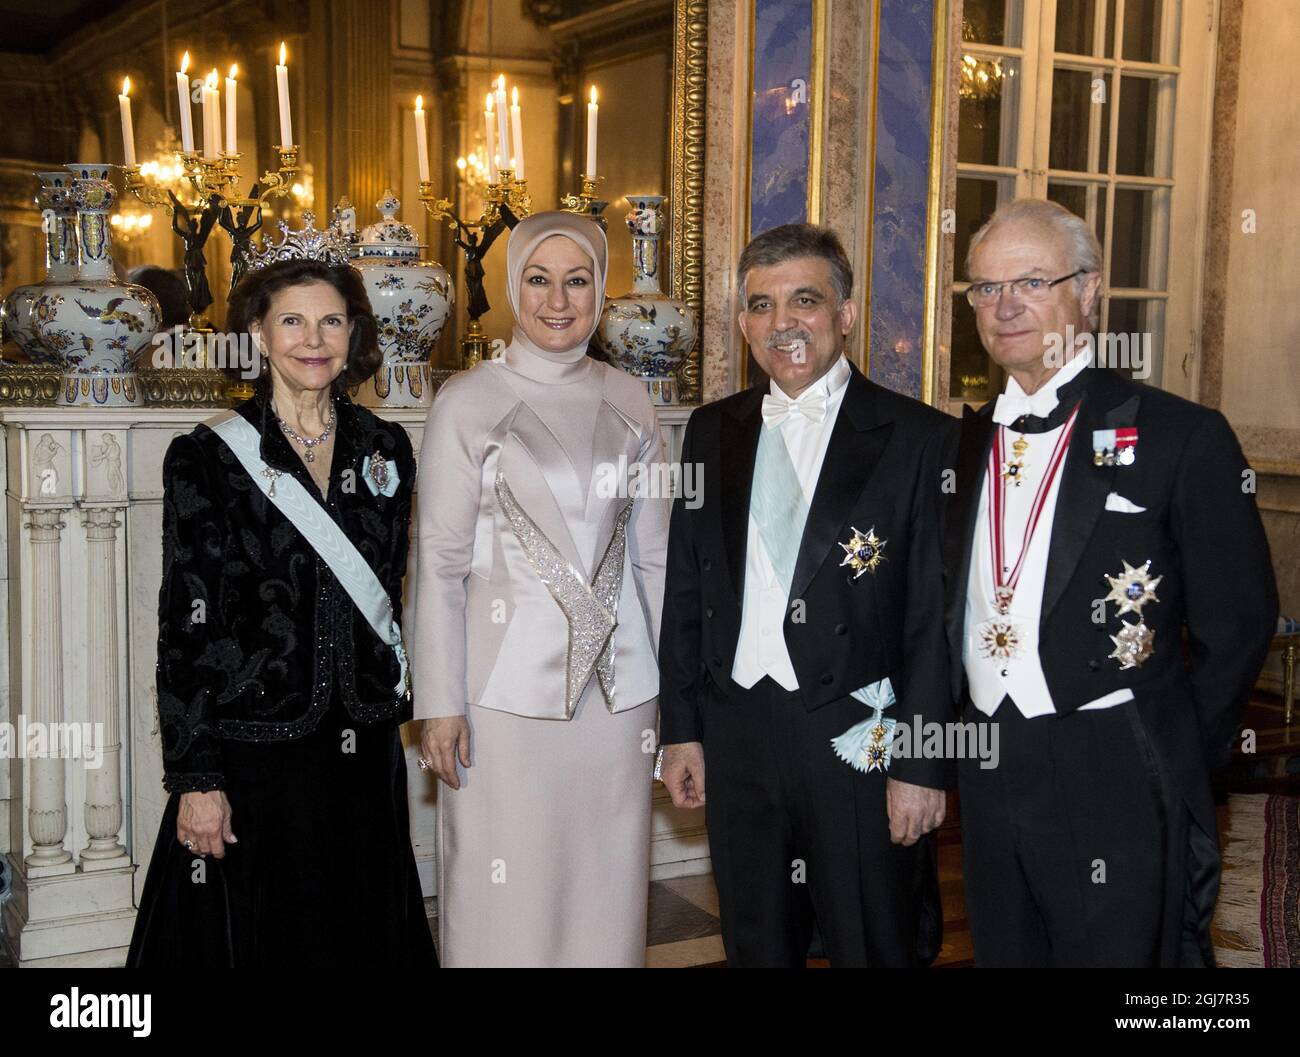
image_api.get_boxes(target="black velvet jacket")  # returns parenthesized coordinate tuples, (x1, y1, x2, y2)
(155, 387, 415, 793)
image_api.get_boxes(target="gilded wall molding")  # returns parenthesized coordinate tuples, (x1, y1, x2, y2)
(670, 0, 707, 404)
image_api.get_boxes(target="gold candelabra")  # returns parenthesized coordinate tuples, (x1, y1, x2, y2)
(123, 144, 301, 213)
(418, 167, 532, 232)
(418, 168, 533, 369)
(559, 174, 603, 215)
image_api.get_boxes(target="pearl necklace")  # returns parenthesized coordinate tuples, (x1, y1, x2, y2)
(275, 400, 336, 463)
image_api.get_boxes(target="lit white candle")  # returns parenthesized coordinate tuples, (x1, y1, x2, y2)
(413, 95, 430, 183)
(202, 70, 221, 160)
(176, 51, 194, 152)
(484, 92, 499, 182)
(586, 85, 598, 177)
(118, 77, 137, 167)
(276, 41, 294, 147)
(510, 85, 525, 180)
(495, 74, 510, 170)
(225, 65, 238, 154)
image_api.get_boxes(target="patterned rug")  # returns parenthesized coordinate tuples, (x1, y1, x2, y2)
(1214, 793, 1300, 967)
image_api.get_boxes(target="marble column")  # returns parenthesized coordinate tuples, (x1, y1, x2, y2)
(24, 506, 73, 873)
(79, 505, 127, 867)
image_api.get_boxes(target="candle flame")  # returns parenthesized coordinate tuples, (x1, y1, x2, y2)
(511, 85, 519, 107)
(415, 94, 423, 112)
(279, 41, 287, 66)
(208, 69, 219, 89)
(486, 92, 494, 113)
(122, 76, 131, 97)
(590, 85, 598, 106)
(181, 51, 190, 75)
(497, 74, 506, 93)
(229, 64, 238, 79)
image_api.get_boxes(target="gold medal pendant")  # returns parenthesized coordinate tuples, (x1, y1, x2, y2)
(1109, 620, 1155, 669)
(860, 722, 891, 773)
(1000, 434, 1029, 486)
(978, 619, 1022, 660)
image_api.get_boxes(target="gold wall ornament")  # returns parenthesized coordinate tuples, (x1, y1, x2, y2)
(0, 365, 62, 406)
(669, 0, 707, 404)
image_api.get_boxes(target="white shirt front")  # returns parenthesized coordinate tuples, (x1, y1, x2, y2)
(732, 355, 852, 691)
(963, 349, 1134, 717)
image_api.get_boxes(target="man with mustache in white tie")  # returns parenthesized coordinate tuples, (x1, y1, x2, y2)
(657, 225, 954, 966)
(943, 199, 1277, 966)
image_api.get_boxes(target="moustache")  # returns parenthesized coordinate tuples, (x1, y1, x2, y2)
(767, 329, 813, 350)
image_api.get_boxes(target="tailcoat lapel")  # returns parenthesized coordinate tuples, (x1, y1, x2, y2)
(787, 368, 892, 605)
(719, 386, 765, 601)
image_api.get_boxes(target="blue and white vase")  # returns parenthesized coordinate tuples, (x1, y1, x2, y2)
(2, 171, 78, 365)
(596, 194, 697, 405)
(348, 190, 453, 408)
(34, 164, 160, 407)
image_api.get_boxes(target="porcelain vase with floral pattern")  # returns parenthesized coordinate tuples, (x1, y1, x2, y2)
(348, 190, 453, 408)
(596, 194, 696, 405)
(2, 171, 78, 365)
(33, 164, 160, 406)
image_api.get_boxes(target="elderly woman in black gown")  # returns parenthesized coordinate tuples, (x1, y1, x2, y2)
(127, 254, 436, 967)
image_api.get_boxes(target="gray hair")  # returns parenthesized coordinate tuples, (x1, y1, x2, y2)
(738, 223, 853, 307)
(965, 198, 1103, 326)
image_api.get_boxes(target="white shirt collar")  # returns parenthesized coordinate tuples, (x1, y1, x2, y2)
(769, 354, 852, 402)
(1003, 343, 1094, 402)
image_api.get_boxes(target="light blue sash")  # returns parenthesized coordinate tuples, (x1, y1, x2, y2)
(751, 423, 810, 594)
(209, 412, 411, 700)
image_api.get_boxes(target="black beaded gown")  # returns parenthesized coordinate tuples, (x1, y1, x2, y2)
(125, 390, 436, 968)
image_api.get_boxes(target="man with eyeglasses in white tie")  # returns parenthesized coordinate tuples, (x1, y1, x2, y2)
(943, 198, 1277, 966)
(657, 224, 955, 967)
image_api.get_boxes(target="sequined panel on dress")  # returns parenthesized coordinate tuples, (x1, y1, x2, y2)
(495, 471, 633, 716)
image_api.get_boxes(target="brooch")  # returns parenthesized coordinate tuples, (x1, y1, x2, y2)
(838, 525, 887, 579)
(1104, 559, 1162, 617)
(1093, 426, 1138, 466)
(361, 451, 399, 497)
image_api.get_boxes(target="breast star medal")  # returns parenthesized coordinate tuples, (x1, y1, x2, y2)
(1000, 433, 1030, 486)
(839, 525, 887, 579)
(1104, 559, 1162, 616)
(1109, 620, 1155, 669)
(978, 620, 1022, 660)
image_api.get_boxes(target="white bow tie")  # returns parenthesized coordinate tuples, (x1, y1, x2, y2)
(762, 390, 827, 428)
(992, 384, 1059, 427)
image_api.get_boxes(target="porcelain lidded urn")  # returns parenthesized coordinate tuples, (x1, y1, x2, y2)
(34, 164, 160, 406)
(348, 190, 453, 408)
(2, 171, 78, 364)
(596, 194, 697, 405)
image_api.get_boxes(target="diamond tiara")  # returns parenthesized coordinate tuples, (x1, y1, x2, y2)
(243, 210, 353, 272)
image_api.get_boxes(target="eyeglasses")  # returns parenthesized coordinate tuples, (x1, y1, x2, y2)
(964, 269, 1086, 308)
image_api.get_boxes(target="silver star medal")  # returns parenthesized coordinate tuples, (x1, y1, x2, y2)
(1103, 558, 1160, 668)
(1110, 620, 1155, 669)
(839, 526, 887, 579)
(1104, 559, 1162, 616)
